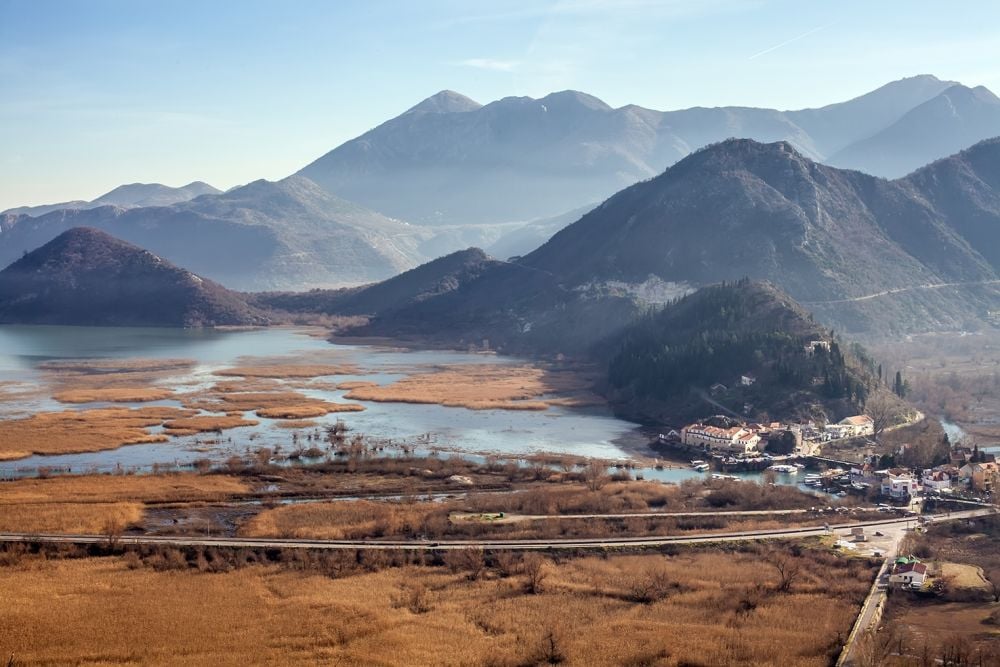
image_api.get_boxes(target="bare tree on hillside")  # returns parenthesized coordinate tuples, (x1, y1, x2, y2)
(865, 390, 900, 443)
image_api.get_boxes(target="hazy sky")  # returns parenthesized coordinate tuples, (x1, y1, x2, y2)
(2, 0, 998, 209)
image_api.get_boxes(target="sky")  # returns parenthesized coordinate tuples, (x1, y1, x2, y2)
(2, 0, 999, 210)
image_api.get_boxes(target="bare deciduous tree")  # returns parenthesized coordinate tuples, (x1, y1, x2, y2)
(103, 517, 124, 551)
(444, 547, 486, 580)
(522, 553, 548, 594)
(864, 390, 901, 443)
(584, 459, 608, 492)
(770, 553, 801, 593)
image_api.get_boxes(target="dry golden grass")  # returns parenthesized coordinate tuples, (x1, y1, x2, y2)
(0, 502, 142, 533)
(163, 414, 259, 433)
(939, 562, 992, 590)
(215, 363, 356, 379)
(53, 387, 176, 403)
(186, 390, 365, 419)
(0, 407, 194, 460)
(0, 473, 250, 505)
(241, 500, 435, 540)
(0, 548, 870, 666)
(344, 364, 593, 410)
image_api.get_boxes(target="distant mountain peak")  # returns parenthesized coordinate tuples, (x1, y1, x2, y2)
(405, 90, 482, 115)
(539, 90, 612, 112)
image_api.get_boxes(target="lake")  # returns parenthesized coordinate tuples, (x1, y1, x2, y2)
(0, 325, 653, 475)
(0, 325, 833, 493)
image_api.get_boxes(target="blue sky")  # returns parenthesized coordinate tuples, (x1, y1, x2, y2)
(2, 0, 998, 209)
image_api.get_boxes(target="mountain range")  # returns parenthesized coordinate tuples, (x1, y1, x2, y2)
(2, 181, 221, 218)
(2, 75, 999, 295)
(0, 177, 446, 291)
(298, 75, 1000, 226)
(0, 228, 266, 327)
(344, 137, 1000, 348)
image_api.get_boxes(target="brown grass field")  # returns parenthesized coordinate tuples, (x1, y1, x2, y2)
(52, 387, 176, 403)
(0, 473, 251, 505)
(0, 502, 143, 533)
(344, 364, 597, 410)
(186, 390, 365, 419)
(0, 473, 252, 533)
(0, 547, 872, 666)
(0, 406, 197, 460)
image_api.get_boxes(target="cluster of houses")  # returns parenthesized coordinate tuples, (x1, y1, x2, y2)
(797, 415, 875, 443)
(676, 414, 876, 455)
(849, 448, 999, 501)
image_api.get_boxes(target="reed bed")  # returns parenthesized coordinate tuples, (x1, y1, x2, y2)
(344, 364, 593, 410)
(0, 548, 872, 665)
(162, 415, 259, 433)
(53, 387, 176, 403)
(0, 406, 194, 460)
(185, 389, 365, 419)
(0, 502, 142, 533)
(0, 473, 250, 505)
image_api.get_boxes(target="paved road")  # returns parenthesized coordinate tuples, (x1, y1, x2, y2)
(802, 279, 1000, 306)
(837, 506, 996, 666)
(452, 507, 865, 524)
(1, 508, 992, 552)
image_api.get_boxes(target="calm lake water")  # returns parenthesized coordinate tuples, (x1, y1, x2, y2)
(0, 325, 655, 475)
(0, 325, 830, 493)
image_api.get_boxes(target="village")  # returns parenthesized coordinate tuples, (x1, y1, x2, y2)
(657, 412, 998, 508)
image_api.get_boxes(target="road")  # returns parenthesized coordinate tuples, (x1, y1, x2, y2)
(452, 507, 858, 524)
(1, 508, 992, 552)
(801, 279, 1000, 306)
(836, 506, 996, 666)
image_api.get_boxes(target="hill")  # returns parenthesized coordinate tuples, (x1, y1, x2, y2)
(0, 228, 267, 327)
(605, 281, 877, 423)
(2, 181, 220, 217)
(295, 75, 997, 225)
(253, 248, 501, 317)
(0, 177, 442, 291)
(349, 138, 1000, 348)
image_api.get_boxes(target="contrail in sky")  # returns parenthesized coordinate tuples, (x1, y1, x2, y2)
(749, 22, 836, 60)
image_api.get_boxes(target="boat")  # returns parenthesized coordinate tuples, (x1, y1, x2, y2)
(693, 463, 710, 472)
(690, 460, 706, 466)
(793, 463, 806, 469)
(767, 464, 798, 474)
(804, 474, 822, 485)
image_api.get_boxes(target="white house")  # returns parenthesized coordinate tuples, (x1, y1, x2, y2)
(881, 471, 920, 500)
(823, 416, 875, 439)
(921, 468, 954, 493)
(740, 374, 756, 387)
(888, 562, 927, 588)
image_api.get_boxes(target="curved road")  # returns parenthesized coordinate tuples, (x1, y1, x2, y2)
(802, 279, 1000, 306)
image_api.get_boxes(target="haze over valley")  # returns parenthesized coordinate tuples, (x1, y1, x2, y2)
(2, 2, 999, 665)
